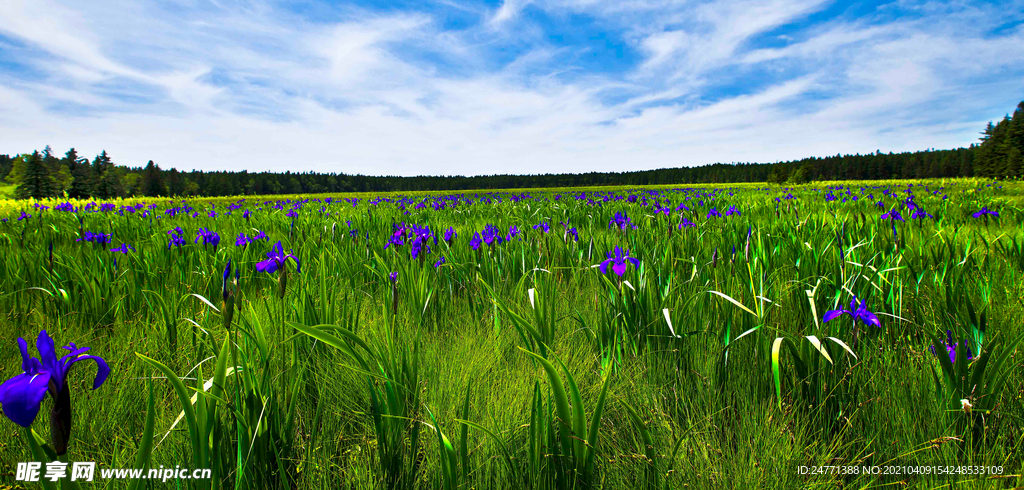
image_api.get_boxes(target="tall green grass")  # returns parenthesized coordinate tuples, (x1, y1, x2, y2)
(0, 179, 1022, 489)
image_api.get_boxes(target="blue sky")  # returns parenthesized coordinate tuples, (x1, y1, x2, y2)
(0, 0, 1022, 176)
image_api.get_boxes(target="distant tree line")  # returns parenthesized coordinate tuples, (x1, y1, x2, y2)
(3, 100, 1021, 199)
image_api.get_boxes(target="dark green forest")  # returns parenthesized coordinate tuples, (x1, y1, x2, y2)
(3, 100, 1021, 199)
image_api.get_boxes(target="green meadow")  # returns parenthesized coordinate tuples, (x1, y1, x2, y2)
(0, 179, 1022, 489)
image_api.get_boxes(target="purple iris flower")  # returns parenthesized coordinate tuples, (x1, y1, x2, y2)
(18, 211, 31, 221)
(0, 331, 109, 455)
(506, 225, 520, 241)
(533, 221, 550, 233)
(384, 223, 408, 250)
(168, 233, 187, 250)
(972, 207, 998, 218)
(609, 212, 636, 230)
(109, 243, 134, 254)
(166, 228, 186, 248)
(78, 231, 113, 245)
(910, 208, 933, 220)
(410, 224, 433, 258)
(599, 246, 640, 277)
(706, 208, 722, 219)
(881, 210, 905, 222)
(724, 205, 741, 216)
(195, 228, 220, 247)
(389, 271, 398, 283)
(222, 260, 233, 301)
(434, 256, 446, 268)
(470, 232, 482, 250)
(235, 232, 249, 247)
(678, 217, 696, 229)
(929, 330, 974, 364)
(243, 209, 252, 220)
(481, 224, 502, 246)
(411, 237, 429, 259)
(256, 241, 301, 274)
(822, 296, 881, 328)
(444, 227, 457, 242)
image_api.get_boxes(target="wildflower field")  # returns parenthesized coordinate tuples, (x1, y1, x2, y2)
(1, 179, 1023, 489)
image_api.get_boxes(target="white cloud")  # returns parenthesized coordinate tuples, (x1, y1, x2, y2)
(0, 0, 1021, 176)
(490, 0, 533, 26)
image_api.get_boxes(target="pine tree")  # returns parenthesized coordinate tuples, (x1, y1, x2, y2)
(92, 151, 116, 199)
(956, 148, 971, 177)
(0, 154, 11, 181)
(766, 164, 788, 184)
(165, 168, 184, 196)
(69, 166, 93, 199)
(66, 148, 92, 198)
(63, 148, 79, 175)
(974, 122, 995, 177)
(98, 167, 124, 199)
(1007, 101, 1024, 177)
(141, 160, 165, 197)
(990, 115, 1012, 177)
(15, 150, 54, 200)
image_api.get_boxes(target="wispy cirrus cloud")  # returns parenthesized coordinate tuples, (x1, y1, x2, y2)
(0, 0, 1021, 175)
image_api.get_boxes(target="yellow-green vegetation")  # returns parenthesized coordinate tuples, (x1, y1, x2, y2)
(0, 183, 15, 199)
(0, 179, 1022, 489)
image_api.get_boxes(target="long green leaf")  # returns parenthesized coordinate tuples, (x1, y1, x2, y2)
(21, 427, 58, 490)
(521, 348, 573, 457)
(709, 290, 757, 317)
(136, 353, 201, 466)
(805, 335, 833, 364)
(555, 355, 587, 467)
(583, 371, 612, 474)
(126, 380, 157, 490)
(771, 337, 784, 410)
